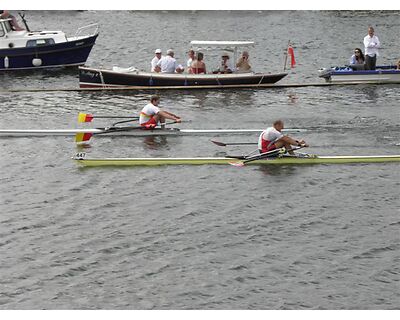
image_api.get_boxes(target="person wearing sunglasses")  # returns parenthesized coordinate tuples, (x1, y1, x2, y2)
(349, 48, 365, 65)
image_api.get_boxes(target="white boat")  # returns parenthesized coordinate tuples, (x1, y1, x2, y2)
(0, 127, 305, 137)
(318, 65, 400, 84)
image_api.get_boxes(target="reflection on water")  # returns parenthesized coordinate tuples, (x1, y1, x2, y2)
(143, 135, 169, 150)
(257, 164, 300, 176)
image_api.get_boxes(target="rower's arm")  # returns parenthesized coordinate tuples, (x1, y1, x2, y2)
(280, 135, 304, 146)
(159, 110, 181, 121)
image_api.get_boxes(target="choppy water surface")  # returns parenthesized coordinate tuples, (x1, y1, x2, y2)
(0, 11, 399, 309)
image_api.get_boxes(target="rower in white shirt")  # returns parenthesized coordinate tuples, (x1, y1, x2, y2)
(139, 95, 181, 129)
(258, 120, 308, 155)
(363, 26, 380, 70)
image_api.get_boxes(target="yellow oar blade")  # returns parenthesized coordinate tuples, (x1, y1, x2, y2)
(75, 132, 93, 143)
(78, 113, 94, 123)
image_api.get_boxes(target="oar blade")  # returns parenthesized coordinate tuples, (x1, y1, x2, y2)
(78, 113, 94, 123)
(211, 139, 227, 147)
(75, 132, 93, 143)
(229, 160, 245, 167)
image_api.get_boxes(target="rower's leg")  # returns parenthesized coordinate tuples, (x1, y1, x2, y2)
(152, 114, 162, 128)
(159, 115, 166, 128)
(275, 140, 295, 155)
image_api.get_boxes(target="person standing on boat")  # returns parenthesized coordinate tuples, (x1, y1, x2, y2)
(139, 95, 181, 129)
(151, 49, 162, 72)
(363, 26, 380, 70)
(258, 120, 308, 155)
(349, 48, 365, 65)
(156, 49, 184, 74)
(0, 10, 24, 31)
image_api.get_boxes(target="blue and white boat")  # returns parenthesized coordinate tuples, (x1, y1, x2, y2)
(0, 15, 99, 71)
(318, 65, 400, 84)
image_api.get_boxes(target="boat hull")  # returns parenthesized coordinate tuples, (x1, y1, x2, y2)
(0, 128, 304, 137)
(73, 155, 400, 167)
(0, 34, 98, 70)
(319, 65, 400, 84)
(79, 66, 288, 89)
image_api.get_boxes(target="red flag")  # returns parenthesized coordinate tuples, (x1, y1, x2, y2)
(287, 46, 296, 68)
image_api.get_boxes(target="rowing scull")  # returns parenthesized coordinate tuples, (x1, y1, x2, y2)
(0, 127, 305, 137)
(73, 154, 400, 167)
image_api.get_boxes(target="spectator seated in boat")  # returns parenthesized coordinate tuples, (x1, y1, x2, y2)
(186, 49, 196, 74)
(236, 51, 252, 73)
(190, 52, 206, 74)
(213, 53, 234, 74)
(349, 48, 365, 70)
(397, 60, 400, 70)
(151, 48, 162, 72)
(155, 49, 184, 74)
(0, 10, 24, 31)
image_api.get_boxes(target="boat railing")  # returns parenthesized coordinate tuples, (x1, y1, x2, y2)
(74, 23, 99, 38)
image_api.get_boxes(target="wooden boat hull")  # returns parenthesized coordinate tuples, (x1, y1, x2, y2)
(79, 66, 288, 89)
(73, 155, 400, 167)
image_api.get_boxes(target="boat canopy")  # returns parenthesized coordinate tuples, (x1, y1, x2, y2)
(190, 41, 255, 66)
(190, 40, 255, 48)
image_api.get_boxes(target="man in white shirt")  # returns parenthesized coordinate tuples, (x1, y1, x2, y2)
(156, 49, 184, 74)
(151, 49, 162, 72)
(258, 120, 308, 155)
(363, 26, 380, 70)
(218, 53, 234, 73)
(139, 95, 181, 129)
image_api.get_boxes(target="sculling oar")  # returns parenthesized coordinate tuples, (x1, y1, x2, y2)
(229, 146, 306, 167)
(78, 113, 139, 123)
(211, 139, 258, 147)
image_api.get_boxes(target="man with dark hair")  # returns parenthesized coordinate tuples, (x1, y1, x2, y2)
(258, 120, 308, 155)
(139, 95, 181, 129)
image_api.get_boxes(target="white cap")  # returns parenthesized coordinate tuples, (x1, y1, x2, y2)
(155, 49, 162, 54)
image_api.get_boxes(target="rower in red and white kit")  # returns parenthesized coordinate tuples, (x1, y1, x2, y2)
(139, 95, 181, 129)
(258, 119, 308, 155)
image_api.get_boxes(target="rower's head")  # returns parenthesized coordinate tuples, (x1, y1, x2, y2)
(368, 26, 375, 37)
(273, 120, 284, 132)
(150, 95, 160, 106)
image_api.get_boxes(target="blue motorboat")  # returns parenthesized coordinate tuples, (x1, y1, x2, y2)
(0, 14, 99, 71)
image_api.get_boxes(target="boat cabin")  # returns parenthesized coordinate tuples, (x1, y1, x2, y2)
(0, 18, 68, 50)
(1, 18, 99, 50)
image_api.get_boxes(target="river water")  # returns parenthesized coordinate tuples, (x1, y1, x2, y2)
(0, 10, 399, 309)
